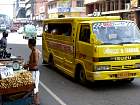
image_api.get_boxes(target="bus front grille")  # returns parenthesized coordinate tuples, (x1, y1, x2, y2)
(111, 65, 134, 70)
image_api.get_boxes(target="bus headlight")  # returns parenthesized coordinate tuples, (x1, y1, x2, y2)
(95, 65, 110, 71)
(135, 63, 140, 68)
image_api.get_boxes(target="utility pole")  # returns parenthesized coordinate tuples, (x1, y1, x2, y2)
(31, 0, 34, 22)
(13, 1, 16, 19)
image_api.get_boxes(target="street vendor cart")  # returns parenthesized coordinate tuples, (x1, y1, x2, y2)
(0, 56, 35, 105)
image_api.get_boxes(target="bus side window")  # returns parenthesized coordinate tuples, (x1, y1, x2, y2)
(79, 25, 90, 43)
(51, 29, 58, 35)
(46, 24, 55, 34)
(48, 24, 62, 35)
(63, 24, 72, 36)
(46, 23, 72, 35)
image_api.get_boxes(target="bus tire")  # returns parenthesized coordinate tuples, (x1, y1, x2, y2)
(48, 55, 55, 69)
(42, 59, 47, 64)
(124, 78, 134, 83)
(118, 78, 134, 83)
(76, 66, 87, 85)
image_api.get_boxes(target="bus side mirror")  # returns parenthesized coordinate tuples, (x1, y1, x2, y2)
(90, 34, 102, 45)
(90, 38, 94, 44)
(90, 34, 95, 44)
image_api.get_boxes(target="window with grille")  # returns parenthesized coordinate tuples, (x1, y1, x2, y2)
(76, 0, 84, 7)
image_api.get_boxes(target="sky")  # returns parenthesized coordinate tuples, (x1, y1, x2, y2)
(0, 0, 15, 18)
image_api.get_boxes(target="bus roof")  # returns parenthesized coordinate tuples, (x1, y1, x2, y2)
(43, 16, 121, 23)
(80, 20, 132, 24)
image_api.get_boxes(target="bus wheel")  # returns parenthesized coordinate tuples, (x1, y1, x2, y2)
(42, 59, 47, 64)
(119, 78, 134, 83)
(48, 55, 54, 68)
(78, 67, 87, 85)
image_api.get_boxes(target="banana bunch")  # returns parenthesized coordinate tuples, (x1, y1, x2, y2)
(0, 71, 33, 89)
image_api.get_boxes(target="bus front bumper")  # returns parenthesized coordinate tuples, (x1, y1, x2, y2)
(87, 69, 140, 81)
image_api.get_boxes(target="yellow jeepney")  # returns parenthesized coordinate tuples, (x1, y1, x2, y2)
(42, 16, 140, 84)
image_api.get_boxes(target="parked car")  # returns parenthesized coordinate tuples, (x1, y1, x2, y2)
(17, 27, 24, 34)
(6, 29, 11, 33)
(0, 24, 6, 31)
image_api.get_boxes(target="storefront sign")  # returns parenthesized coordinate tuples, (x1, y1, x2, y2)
(58, 8, 71, 13)
(131, 0, 138, 8)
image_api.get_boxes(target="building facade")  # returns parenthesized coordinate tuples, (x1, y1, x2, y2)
(15, 0, 26, 18)
(34, 0, 47, 21)
(25, 0, 35, 19)
(85, 0, 140, 28)
(12, 0, 29, 27)
(47, 0, 86, 18)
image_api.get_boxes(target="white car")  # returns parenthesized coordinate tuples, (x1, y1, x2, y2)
(6, 29, 11, 33)
(37, 27, 43, 37)
(0, 24, 6, 31)
(17, 27, 24, 34)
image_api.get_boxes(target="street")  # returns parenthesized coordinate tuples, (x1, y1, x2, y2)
(4, 32, 140, 105)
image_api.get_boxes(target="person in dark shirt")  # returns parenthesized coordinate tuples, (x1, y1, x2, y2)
(0, 31, 9, 58)
(0, 31, 8, 49)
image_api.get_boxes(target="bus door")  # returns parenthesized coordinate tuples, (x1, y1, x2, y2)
(62, 23, 75, 77)
(47, 23, 64, 68)
(76, 24, 93, 71)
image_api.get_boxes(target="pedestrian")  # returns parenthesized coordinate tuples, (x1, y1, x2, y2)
(23, 38, 40, 105)
(0, 31, 11, 58)
(0, 30, 8, 49)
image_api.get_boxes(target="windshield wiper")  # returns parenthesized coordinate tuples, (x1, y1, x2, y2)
(132, 42, 140, 44)
(118, 42, 140, 44)
(101, 42, 140, 45)
(101, 43, 114, 45)
(118, 42, 133, 44)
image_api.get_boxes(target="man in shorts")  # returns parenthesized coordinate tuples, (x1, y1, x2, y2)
(24, 39, 40, 105)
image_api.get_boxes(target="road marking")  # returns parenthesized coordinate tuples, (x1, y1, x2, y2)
(40, 81, 67, 105)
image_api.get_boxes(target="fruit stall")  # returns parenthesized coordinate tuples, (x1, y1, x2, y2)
(0, 56, 35, 105)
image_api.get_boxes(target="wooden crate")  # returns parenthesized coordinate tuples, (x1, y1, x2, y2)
(0, 84, 35, 95)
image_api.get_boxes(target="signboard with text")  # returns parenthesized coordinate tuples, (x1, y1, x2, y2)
(131, 0, 138, 8)
(58, 8, 71, 13)
(0, 67, 14, 79)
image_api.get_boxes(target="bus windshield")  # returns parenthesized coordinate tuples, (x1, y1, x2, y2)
(92, 21, 140, 45)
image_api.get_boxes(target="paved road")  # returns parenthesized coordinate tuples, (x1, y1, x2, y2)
(5, 32, 140, 105)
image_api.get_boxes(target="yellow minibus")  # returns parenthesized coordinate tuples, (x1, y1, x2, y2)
(42, 16, 140, 84)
